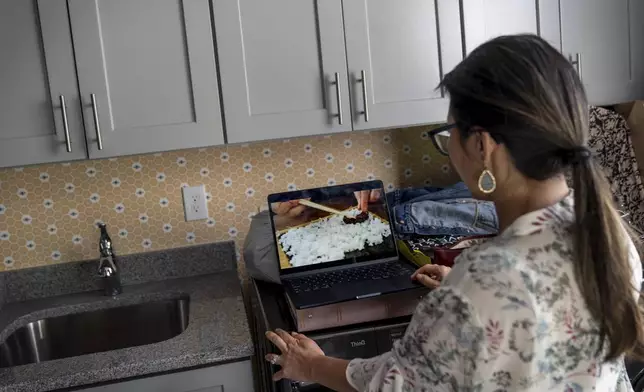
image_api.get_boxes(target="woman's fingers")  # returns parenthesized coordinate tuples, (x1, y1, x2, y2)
(276, 328, 297, 345)
(266, 330, 323, 383)
(266, 329, 299, 353)
(354, 190, 370, 211)
(266, 331, 288, 352)
(273, 370, 285, 382)
(271, 202, 289, 215)
(415, 273, 442, 289)
(360, 191, 370, 211)
(411, 264, 447, 279)
(412, 264, 440, 279)
(287, 204, 307, 217)
(286, 199, 312, 217)
(353, 191, 364, 210)
(412, 264, 450, 289)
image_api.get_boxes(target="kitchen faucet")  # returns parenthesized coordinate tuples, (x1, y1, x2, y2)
(98, 223, 122, 296)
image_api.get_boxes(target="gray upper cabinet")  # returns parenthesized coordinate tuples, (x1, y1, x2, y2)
(213, 0, 352, 144)
(3, 0, 641, 167)
(555, 0, 644, 105)
(461, 0, 539, 53)
(342, 0, 462, 131)
(68, 0, 224, 159)
(461, 0, 644, 105)
(0, 0, 87, 168)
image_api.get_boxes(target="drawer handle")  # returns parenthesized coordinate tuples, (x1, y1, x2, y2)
(332, 72, 343, 125)
(358, 70, 369, 122)
(90, 94, 103, 150)
(570, 53, 583, 81)
(59, 95, 72, 153)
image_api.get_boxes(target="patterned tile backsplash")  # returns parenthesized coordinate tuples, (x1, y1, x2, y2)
(0, 126, 455, 271)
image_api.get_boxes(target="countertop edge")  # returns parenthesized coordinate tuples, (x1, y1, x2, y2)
(0, 272, 254, 392)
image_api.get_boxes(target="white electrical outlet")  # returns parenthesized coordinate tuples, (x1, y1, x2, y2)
(182, 185, 208, 221)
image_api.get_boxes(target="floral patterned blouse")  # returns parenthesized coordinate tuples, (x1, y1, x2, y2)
(346, 195, 642, 391)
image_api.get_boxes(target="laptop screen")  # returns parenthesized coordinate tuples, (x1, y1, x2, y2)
(267, 180, 398, 275)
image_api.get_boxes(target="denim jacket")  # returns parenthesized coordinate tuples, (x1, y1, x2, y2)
(387, 182, 499, 238)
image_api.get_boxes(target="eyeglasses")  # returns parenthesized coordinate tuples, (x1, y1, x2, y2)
(428, 123, 457, 156)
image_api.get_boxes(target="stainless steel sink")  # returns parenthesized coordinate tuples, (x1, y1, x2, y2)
(0, 297, 189, 368)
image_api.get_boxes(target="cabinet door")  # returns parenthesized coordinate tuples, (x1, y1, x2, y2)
(78, 360, 253, 392)
(462, 0, 539, 53)
(343, 0, 461, 131)
(68, 0, 224, 159)
(213, 0, 351, 143)
(559, 0, 643, 105)
(0, 0, 87, 168)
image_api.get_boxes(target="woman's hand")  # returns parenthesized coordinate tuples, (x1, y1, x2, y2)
(412, 264, 451, 289)
(353, 189, 382, 212)
(265, 329, 325, 382)
(271, 199, 309, 217)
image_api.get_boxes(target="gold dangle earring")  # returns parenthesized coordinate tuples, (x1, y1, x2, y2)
(478, 167, 497, 194)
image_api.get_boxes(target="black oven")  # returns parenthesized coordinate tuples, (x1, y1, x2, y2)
(286, 324, 408, 392)
(250, 278, 410, 392)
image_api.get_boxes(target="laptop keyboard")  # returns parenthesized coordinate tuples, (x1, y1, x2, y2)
(289, 262, 416, 294)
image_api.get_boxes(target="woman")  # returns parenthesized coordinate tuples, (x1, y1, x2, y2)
(265, 34, 644, 391)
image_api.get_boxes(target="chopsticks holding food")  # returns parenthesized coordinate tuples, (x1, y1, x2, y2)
(297, 199, 369, 224)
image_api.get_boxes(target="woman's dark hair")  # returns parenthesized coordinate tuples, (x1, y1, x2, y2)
(439, 34, 643, 361)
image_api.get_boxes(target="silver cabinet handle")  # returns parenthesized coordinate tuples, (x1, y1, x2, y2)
(90, 94, 103, 150)
(570, 53, 582, 80)
(358, 70, 369, 122)
(332, 72, 343, 125)
(59, 95, 72, 153)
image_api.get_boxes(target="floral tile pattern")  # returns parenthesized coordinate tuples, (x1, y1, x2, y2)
(0, 126, 454, 271)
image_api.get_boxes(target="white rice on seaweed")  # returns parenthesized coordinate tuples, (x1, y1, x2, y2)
(279, 208, 392, 267)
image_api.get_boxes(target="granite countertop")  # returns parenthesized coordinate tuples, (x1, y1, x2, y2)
(0, 243, 254, 392)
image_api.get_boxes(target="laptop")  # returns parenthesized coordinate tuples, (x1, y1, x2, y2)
(268, 180, 421, 309)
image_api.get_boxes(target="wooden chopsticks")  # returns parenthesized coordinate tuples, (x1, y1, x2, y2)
(297, 199, 352, 217)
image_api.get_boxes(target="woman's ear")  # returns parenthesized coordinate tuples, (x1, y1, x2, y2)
(470, 127, 498, 165)
(476, 133, 485, 161)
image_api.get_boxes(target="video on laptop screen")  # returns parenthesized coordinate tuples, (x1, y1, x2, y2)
(268, 181, 397, 273)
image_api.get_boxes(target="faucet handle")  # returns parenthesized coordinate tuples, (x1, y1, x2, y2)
(98, 256, 118, 276)
(100, 266, 114, 277)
